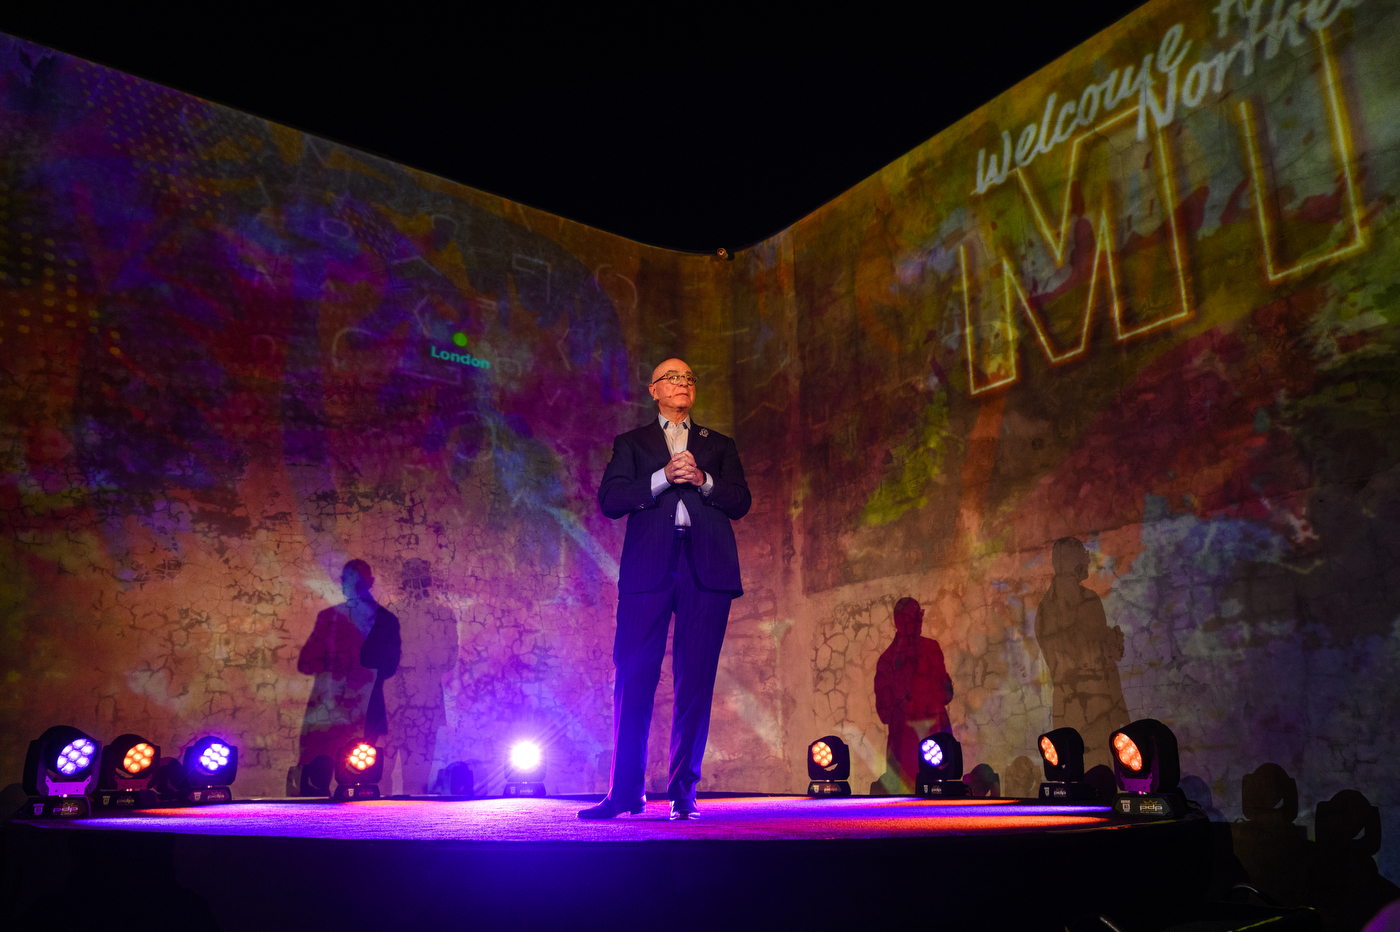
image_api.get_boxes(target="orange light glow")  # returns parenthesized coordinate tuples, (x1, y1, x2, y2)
(1113, 733, 1143, 771)
(349, 743, 376, 771)
(811, 741, 833, 768)
(122, 742, 155, 774)
(1039, 736, 1059, 767)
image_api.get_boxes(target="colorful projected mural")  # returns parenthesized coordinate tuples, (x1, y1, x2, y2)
(0, 31, 740, 799)
(727, 0, 1399, 881)
(2, 0, 1398, 886)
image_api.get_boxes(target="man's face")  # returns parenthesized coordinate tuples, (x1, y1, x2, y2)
(648, 358, 696, 413)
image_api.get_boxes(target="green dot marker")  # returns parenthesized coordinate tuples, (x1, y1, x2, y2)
(452, 332, 469, 348)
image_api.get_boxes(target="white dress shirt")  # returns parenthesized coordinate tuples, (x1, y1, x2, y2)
(650, 414, 714, 526)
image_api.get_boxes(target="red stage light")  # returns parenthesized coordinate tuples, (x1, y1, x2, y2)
(349, 743, 376, 771)
(1109, 720, 1183, 817)
(806, 736, 851, 796)
(1113, 733, 1143, 771)
(123, 743, 156, 774)
(334, 738, 384, 800)
(1036, 728, 1094, 800)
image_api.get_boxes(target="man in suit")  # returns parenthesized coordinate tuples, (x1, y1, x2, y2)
(580, 358, 751, 821)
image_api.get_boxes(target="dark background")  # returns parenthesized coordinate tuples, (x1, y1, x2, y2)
(1, 5, 1146, 252)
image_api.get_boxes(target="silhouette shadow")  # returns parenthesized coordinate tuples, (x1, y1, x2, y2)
(1003, 755, 1038, 798)
(1034, 538, 1128, 774)
(1083, 764, 1118, 801)
(1179, 774, 1248, 899)
(1312, 789, 1400, 930)
(1231, 763, 1399, 928)
(1231, 763, 1312, 906)
(871, 598, 953, 795)
(430, 761, 475, 797)
(1180, 775, 1225, 822)
(294, 560, 401, 795)
(963, 763, 1000, 797)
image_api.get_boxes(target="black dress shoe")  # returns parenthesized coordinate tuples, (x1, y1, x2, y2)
(668, 799, 700, 821)
(578, 796, 646, 819)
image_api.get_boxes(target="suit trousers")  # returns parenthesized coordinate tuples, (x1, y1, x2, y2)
(610, 531, 732, 805)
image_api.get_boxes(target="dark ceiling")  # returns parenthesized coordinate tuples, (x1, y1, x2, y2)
(2, 6, 1147, 252)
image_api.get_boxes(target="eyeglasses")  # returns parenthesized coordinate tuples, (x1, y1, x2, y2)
(650, 372, 696, 387)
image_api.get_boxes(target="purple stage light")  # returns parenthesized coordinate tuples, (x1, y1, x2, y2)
(57, 739, 96, 775)
(199, 743, 231, 771)
(179, 737, 240, 801)
(21, 726, 104, 813)
(917, 732, 966, 798)
(503, 740, 546, 797)
(509, 741, 542, 772)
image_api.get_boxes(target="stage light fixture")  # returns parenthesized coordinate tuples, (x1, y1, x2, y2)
(917, 731, 968, 798)
(300, 754, 334, 797)
(175, 736, 238, 804)
(806, 735, 851, 797)
(19, 725, 102, 818)
(503, 740, 546, 797)
(1036, 727, 1097, 801)
(333, 739, 385, 800)
(97, 733, 161, 809)
(1109, 719, 1185, 819)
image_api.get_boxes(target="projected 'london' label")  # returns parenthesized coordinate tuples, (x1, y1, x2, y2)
(428, 332, 492, 372)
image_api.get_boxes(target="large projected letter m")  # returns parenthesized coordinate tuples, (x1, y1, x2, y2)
(961, 107, 1192, 395)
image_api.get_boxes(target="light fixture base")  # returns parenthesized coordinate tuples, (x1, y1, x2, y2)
(95, 789, 160, 809)
(334, 784, 382, 801)
(1112, 790, 1187, 819)
(183, 786, 233, 805)
(15, 795, 91, 819)
(918, 780, 971, 798)
(44, 773, 97, 797)
(1039, 781, 1099, 802)
(806, 780, 851, 797)
(503, 782, 546, 798)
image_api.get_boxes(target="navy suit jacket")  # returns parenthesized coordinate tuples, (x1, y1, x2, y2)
(599, 418, 751, 595)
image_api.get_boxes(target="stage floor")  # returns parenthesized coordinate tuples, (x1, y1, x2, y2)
(35, 793, 1113, 842)
(4, 794, 1214, 931)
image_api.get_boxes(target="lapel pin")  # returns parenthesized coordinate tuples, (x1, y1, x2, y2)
(699, 428, 709, 437)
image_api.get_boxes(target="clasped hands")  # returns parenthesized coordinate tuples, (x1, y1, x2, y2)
(664, 450, 705, 486)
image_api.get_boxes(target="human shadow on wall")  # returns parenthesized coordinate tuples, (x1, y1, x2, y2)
(385, 558, 456, 795)
(1231, 763, 1400, 925)
(294, 559, 401, 795)
(870, 598, 953, 795)
(1034, 537, 1128, 774)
